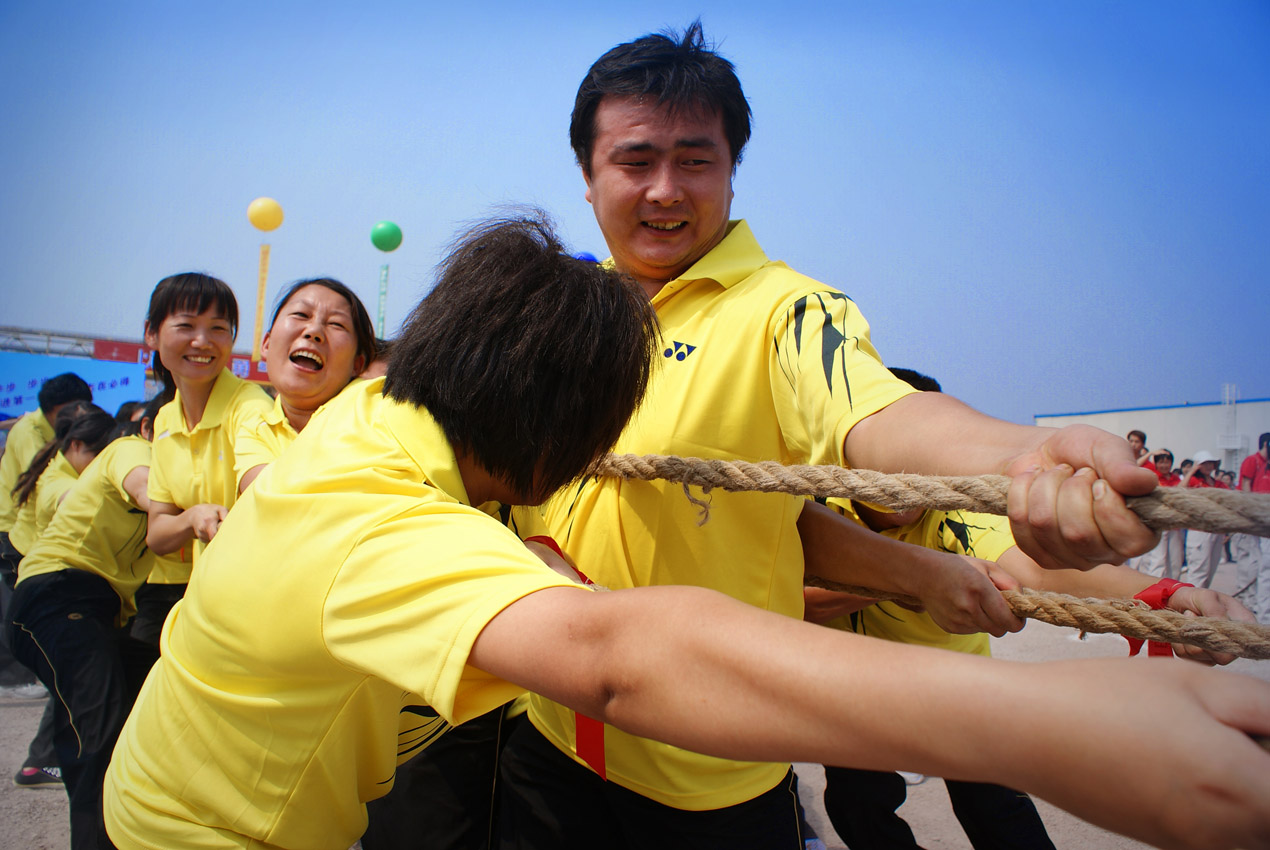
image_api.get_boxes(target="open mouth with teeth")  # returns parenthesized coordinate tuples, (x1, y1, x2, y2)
(643, 221, 686, 231)
(289, 350, 325, 372)
(184, 355, 216, 364)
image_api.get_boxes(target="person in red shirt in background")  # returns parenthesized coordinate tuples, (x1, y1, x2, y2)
(1127, 430, 1150, 465)
(1134, 449, 1184, 579)
(1181, 451, 1229, 588)
(1233, 433, 1270, 623)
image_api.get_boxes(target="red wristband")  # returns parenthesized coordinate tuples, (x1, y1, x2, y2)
(1133, 578, 1193, 610)
(1125, 579, 1194, 657)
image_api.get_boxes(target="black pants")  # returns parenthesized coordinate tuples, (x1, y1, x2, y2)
(823, 765, 1055, 850)
(497, 720, 804, 850)
(129, 582, 186, 646)
(0, 531, 39, 687)
(7, 570, 159, 850)
(362, 703, 521, 850)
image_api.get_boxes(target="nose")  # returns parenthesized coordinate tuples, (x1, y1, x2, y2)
(645, 162, 683, 206)
(303, 319, 324, 343)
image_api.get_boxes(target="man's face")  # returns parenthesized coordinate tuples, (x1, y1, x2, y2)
(583, 96, 734, 296)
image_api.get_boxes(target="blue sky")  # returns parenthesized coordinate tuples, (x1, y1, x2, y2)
(1, 0, 1266, 423)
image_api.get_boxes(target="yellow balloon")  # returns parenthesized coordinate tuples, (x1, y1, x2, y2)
(247, 197, 284, 232)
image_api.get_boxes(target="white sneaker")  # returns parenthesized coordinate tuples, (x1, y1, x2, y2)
(0, 682, 48, 700)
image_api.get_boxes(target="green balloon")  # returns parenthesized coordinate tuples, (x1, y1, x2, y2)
(371, 221, 403, 252)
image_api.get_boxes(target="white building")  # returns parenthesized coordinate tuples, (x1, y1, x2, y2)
(1035, 388, 1270, 475)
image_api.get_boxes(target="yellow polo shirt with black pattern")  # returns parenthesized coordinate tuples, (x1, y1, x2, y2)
(148, 368, 271, 572)
(0, 408, 54, 532)
(529, 220, 915, 810)
(7, 452, 78, 556)
(826, 508, 1016, 656)
(104, 379, 582, 850)
(17, 436, 153, 624)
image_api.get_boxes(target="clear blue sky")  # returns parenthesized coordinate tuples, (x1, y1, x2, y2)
(1, 0, 1266, 423)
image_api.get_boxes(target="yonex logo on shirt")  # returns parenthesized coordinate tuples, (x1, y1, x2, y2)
(664, 341, 697, 361)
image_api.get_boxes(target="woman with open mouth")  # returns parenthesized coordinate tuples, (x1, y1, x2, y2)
(234, 278, 377, 493)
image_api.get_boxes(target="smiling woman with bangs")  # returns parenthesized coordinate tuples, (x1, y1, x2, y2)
(234, 278, 377, 493)
(140, 273, 273, 637)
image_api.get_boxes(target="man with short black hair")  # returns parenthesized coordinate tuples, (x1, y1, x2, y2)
(497, 22, 1171, 848)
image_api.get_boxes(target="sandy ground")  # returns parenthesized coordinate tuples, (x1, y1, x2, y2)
(2, 559, 1265, 850)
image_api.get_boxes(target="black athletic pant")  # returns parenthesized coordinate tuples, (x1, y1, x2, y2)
(362, 703, 521, 850)
(823, 765, 1055, 850)
(497, 719, 804, 850)
(8, 570, 159, 850)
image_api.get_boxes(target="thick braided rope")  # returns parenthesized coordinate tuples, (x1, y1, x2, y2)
(595, 454, 1270, 536)
(596, 454, 1270, 660)
(803, 576, 1270, 660)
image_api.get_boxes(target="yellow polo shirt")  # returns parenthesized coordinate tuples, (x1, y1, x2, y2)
(233, 379, 363, 488)
(105, 379, 581, 850)
(529, 220, 915, 810)
(17, 436, 153, 624)
(0, 409, 54, 531)
(149, 368, 271, 570)
(826, 508, 1016, 656)
(7, 453, 78, 556)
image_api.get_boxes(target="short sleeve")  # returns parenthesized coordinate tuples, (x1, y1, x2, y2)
(105, 440, 152, 509)
(769, 290, 916, 467)
(233, 408, 281, 486)
(147, 404, 180, 506)
(323, 504, 580, 724)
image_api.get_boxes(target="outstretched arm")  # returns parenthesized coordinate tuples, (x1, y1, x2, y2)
(470, 583, 1270, 850)
(845, 392, 1160, 570)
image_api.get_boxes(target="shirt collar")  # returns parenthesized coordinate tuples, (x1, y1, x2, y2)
(379, 386, 471, 506)
(51, 452, 77, 480)
(171, 368, 239, 434)
(264, 396, 288, 427)
(673, 219, 767, 291)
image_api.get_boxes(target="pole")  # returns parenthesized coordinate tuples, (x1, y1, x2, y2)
(377, 263, 389, 338)
(252, 243, 271, 362)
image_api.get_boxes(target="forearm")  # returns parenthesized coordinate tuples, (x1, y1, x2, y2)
(798, 501, 944, 598)
(146, 507, 194, 555)
(996, 546, 1151, 598)
(845, 392, 1049, 475)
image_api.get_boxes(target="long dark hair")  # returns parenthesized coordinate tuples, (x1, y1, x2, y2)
(13, 403, 115, 507)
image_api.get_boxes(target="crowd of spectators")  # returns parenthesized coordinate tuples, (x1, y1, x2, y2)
(1126, 428, 1270, 623)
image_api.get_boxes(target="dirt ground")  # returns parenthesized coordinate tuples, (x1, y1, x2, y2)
(2, 559, 1266, 850)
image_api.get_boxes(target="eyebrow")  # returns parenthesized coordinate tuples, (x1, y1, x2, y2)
(613, 137, 720, 155)
(288, 298, 351, 318)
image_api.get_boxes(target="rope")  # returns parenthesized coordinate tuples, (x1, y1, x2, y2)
(595, 454, 1270, 660)
(804, 576, 1270, 660)
(594, 454, 1270, 536)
